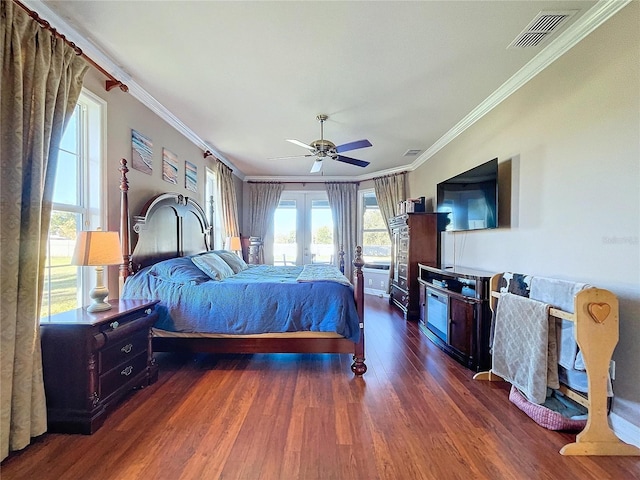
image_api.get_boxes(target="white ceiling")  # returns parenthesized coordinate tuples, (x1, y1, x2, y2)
(32, 0, 616, 181)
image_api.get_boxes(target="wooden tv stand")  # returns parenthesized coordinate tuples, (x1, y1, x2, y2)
(417, 264, 494, 371)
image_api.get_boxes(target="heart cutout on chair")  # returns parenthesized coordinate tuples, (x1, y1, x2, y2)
(588, 303, 611, 324)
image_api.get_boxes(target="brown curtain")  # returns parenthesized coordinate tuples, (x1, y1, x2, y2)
(326, 182, 358, 281)
(373, 172, 406, 293)
(373, 172, 406, 233)
(214, 159, 240, 239)
(0, 1, 89, 460)
(248, 182, 284, 241)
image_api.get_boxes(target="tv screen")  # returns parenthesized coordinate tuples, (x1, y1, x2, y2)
(436, 158, 498, 232)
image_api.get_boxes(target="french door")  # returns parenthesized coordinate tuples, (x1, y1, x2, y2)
(271, 192, 333, 266)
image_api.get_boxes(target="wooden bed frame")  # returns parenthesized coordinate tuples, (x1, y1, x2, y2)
(118, 159, 366, 375)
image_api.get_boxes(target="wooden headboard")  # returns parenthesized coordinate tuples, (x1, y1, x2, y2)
(119, 159, 211, 279)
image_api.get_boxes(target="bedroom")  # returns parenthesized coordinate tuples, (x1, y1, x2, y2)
(2, 0, 639, 477)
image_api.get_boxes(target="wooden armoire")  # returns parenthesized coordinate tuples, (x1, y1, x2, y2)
(388, 212, 449, 320)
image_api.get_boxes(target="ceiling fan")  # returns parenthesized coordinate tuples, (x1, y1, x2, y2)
(275, 114, 372, 173)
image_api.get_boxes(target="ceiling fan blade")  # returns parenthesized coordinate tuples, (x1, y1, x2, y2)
(286, 139, 314, 150)
(310, 159, 323, 173)
(335, 155, 370, 168)
(268, 154, 313, 160)
(335, 139, 372, 153)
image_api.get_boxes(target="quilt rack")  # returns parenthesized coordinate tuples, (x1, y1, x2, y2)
(474, 273, 640, 456)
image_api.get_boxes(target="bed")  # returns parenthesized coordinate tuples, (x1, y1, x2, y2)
(117, 159, 366, 374)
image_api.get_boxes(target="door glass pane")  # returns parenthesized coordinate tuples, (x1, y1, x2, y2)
(310, 199, 333, 264)
(274, 199, 297, 265)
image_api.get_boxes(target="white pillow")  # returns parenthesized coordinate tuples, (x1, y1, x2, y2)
(214, 250, 249, 274)
(191, 252, 235, 280)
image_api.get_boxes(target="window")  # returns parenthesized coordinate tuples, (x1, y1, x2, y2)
(360, 190, 391, 266)
(41, 90, 105, 317)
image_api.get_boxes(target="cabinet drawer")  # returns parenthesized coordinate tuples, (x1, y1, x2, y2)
(391, 285, 409, 308)
(397, 263, 408, 279)
(99, 330, 148, 374)
(398, 237, 409, 253)
(99, 352, 148, 400)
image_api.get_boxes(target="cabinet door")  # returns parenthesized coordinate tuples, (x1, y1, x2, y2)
(418, 283, 426, 325)
(449, 297, 475, 356)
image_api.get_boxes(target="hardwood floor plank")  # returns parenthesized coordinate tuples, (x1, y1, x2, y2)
(2, 294, 639, 479)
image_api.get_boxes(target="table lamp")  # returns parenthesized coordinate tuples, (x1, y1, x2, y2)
(71, 230, 122, 313)
(226, 236, 242, 257)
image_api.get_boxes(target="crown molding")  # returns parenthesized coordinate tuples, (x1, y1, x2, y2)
(409, 0, 631, 171)
(244, 162, 408, 184)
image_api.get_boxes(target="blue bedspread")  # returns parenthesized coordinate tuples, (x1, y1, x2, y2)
(122, 259, 360, 342)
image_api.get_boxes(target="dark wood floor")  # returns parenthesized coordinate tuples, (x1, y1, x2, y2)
(3, 295, 639, 479)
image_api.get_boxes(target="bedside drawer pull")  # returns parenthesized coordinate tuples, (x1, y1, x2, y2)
(110, 321, 119, 330)
(121, 343, 133, 354)
(121, 366, 134, 376)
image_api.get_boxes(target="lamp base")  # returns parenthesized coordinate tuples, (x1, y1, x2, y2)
(86, 300, 112, 313)
(86, 275, 112, 313)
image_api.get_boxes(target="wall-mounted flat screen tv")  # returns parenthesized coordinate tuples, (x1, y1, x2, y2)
(436, 158, 498, 232)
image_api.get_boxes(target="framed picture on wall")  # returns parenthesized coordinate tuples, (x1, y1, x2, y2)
(131, 129, 153, 175)
(162, 148, 178, 184)
(185, 161, 197, 192)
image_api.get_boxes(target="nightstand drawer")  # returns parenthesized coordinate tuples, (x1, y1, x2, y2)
(99, 329, 148, 374)
(100, 352, 148, 400)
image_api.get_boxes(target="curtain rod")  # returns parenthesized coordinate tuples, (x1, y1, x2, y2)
(247, 180, 360, 186)
(14, 0, 129, 93)
(372, 171, 407, 181)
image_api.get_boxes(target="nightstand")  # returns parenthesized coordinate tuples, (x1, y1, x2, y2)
(40, 299, 159, 434)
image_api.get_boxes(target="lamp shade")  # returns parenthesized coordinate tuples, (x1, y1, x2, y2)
(71, 231, 122, 266)
(226, 236, 242, 252)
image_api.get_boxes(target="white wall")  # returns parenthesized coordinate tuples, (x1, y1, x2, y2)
(408, 3, 640, 426)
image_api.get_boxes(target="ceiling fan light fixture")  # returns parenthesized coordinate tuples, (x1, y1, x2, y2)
(276, 114, 372, 171)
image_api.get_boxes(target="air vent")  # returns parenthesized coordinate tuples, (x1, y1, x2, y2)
(508, 11, 577, 49)
(403, 149, 422, 157)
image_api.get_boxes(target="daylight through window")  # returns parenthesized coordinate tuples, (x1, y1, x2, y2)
(41, 91, 105, 317)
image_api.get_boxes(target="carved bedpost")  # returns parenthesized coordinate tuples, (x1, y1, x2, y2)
(119, 159, 133, 281)
(351, 246, 367, 375)
(248, 236, 263, 265)
(208, 195, 215, 245)
(338, 244, 345, 274)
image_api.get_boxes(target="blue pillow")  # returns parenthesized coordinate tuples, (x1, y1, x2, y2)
(148, 256, 210, 285)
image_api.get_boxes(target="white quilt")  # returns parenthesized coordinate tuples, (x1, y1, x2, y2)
(296, 264, 352, 286)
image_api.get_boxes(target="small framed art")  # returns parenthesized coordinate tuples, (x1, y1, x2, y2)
(162, 148, 178, 184)
(131, 129, 152, 175)
(185, 161, 197, 192)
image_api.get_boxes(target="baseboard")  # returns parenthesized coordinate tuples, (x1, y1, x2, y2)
(364, 288, 389, 298)
(610, 412, 640, 448)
